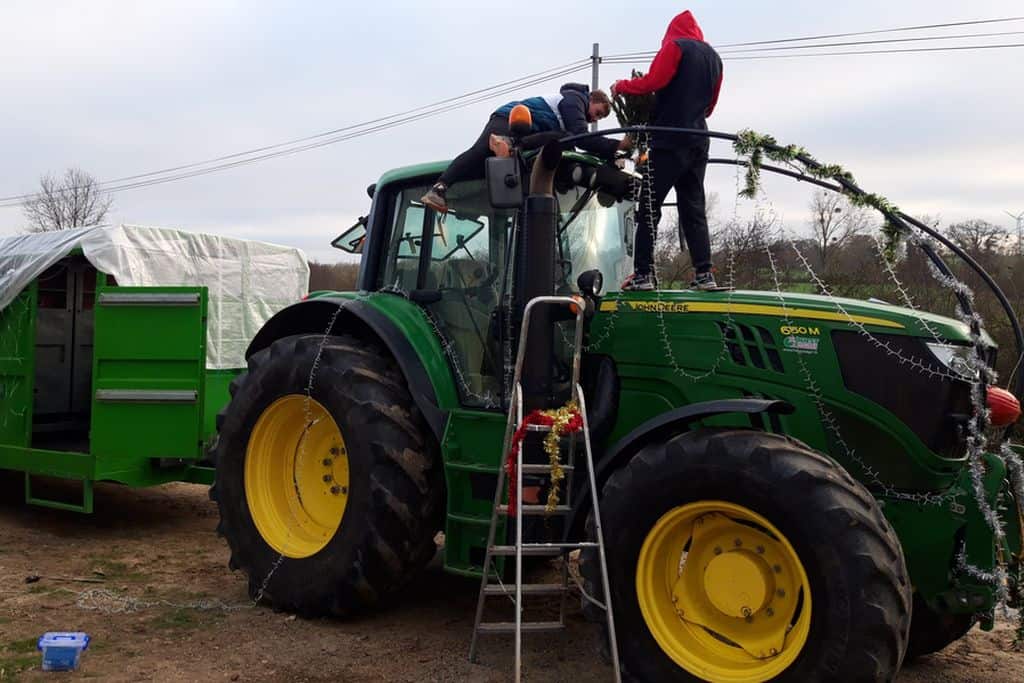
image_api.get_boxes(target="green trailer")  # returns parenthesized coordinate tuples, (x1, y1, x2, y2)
(0, 224, 308, 511)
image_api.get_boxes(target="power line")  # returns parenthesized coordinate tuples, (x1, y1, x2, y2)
(0, 64, 589, 206)
(603, 14, 1024, 59)
(0, 60, 588, 204)
(4, 16, 1023, 205)
(600, 42, 1024, 65)
(719, 29, 1024, 55)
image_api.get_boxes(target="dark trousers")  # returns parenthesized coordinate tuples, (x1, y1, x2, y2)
(439, 114, 511, 187)
(633, 146, 712, 276)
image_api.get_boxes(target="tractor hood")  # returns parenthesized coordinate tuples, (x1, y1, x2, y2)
(600, 288, 992, 348)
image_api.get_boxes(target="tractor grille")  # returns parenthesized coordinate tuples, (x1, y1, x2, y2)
(718, 323, 785, 373)
(832, 330, 971, 458)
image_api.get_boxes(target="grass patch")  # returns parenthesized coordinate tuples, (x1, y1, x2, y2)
(0, 653, 38, 681)
(1, 639, 37, 655)
(148, 609, 197, 630)
(89, 558, 146, 582)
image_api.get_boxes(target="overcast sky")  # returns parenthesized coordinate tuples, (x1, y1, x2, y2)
(1, 1, 1021, 261)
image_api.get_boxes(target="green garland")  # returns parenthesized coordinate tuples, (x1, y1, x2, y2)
(611, 71, 656, 128)
(733, 129, 904, 257)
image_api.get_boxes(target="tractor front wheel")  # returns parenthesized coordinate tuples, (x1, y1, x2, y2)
(583, 429, 912, 682)
(211, 333, 442, 616)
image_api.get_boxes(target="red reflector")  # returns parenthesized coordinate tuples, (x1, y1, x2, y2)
(987, 386, 1021, 427)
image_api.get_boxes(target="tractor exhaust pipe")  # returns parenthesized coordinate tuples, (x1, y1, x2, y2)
(515, 139, 563, 411)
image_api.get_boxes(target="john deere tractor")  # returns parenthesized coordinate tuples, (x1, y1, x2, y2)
(210, 126, 1023, 681)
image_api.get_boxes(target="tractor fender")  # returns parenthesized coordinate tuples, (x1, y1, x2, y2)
(246, 296, 449, 442)
(567, 398, 795, 537)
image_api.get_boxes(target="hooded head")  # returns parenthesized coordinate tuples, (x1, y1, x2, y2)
(662, 10, 704, 48)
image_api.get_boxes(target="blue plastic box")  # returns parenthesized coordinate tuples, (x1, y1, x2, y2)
(37, 632, 90, 671)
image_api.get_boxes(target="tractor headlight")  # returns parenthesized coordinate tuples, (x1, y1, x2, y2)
(926, 342, 978, 381)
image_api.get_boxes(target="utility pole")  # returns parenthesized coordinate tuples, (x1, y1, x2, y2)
(590, 42, 600, 132)
(1007, 210, 1024, 256)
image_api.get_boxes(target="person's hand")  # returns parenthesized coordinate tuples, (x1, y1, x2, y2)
(617, 134, 635, 152)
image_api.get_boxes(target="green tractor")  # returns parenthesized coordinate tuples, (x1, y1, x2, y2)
(210, 126, 1023, 681)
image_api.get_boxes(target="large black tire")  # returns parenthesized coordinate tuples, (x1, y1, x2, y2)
(904, 593, 975, 662)
(581, 429, 912, 682)
(210, 333, 443, 616)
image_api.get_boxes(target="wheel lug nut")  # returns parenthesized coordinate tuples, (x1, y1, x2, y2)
(330, 447, 340, 455)
(733, 538, 742, 547)
(713, 547, 722, 555)
(741, 606, 752, 617)
(756, 545, 765, 554)
(330, 485, 341, 495)
(766, 607, 775, 617)
(323, 458, 333, 466)
(773, 564, 782, 574)
(341, 486, 348, 494)
(323, 474, 333, 483)
(776, 588, 786, 598)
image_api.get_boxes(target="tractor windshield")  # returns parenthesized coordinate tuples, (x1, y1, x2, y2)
(555, 185, 636, 295)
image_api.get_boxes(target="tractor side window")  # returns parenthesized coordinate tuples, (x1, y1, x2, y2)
(380, 186, 430, 292)
(426, 181, 515, 409)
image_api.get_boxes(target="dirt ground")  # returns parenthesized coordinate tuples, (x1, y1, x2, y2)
(1, 476, 1022, 682)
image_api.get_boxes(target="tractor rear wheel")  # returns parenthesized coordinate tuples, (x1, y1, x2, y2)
(211, 333, 443, 616)
(582, 429, 911, 682)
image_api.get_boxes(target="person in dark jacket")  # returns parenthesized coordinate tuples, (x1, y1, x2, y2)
(421, 84, 629, 213)
(614, 10, 723, 291)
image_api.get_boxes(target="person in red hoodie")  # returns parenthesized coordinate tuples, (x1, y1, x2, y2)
(613, 10, 723, 291)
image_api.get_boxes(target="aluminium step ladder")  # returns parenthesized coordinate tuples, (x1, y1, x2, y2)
(468, 295, 620, 682)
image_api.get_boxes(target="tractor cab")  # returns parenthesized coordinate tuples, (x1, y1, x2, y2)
(332, 153, 634, 407)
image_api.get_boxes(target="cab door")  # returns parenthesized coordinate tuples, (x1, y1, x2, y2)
(90, 286, 207, 477)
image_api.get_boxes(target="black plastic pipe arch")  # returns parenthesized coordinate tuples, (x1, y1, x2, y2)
(560, 126, 1024, 401)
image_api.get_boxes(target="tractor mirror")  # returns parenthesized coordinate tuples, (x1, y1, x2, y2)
(485, 156, 523, 209)
(577, 269, 604, 298)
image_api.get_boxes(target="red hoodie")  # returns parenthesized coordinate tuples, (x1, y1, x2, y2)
(613, 11, 723, 117)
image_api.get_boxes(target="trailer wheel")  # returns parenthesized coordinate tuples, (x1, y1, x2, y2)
(581, 429, 911, 682)
(210, 333, 442, 616)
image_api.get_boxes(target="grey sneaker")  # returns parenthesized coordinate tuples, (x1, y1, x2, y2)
(690, 271, 718, 291)
(622, 272, 655, 291)
(420, 183, 448, 213)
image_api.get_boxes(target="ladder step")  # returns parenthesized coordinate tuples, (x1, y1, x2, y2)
(520, 463, 575, 474)
(497, 504, 571, 515)
(476, 621, 566, 634)
(489, 542, 598, 557)
(490, 545, 564, 557)
(483, 583, 567, 596)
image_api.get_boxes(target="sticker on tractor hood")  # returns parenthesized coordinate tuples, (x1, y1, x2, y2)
(605, 300, 904, 329)
(782, 335, 820, 354)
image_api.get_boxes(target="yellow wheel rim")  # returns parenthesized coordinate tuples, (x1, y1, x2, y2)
(636, 501, 812, 682)
(244, 394, 350, 558)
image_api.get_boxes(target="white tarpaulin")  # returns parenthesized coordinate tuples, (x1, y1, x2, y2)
(0, 224, 309, 369)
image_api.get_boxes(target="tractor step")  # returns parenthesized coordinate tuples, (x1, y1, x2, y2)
(496, 504, 571, 515)
(484, 583, 567, 596)
(476, 621, 566, 634)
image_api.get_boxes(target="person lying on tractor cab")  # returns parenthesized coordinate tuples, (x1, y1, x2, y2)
(421, 83, 632, 213)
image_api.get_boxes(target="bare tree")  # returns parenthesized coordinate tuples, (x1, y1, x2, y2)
(807, 190, 873, 273)
(946, 219, 1007, 256)
(22, 168, 112, 232)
